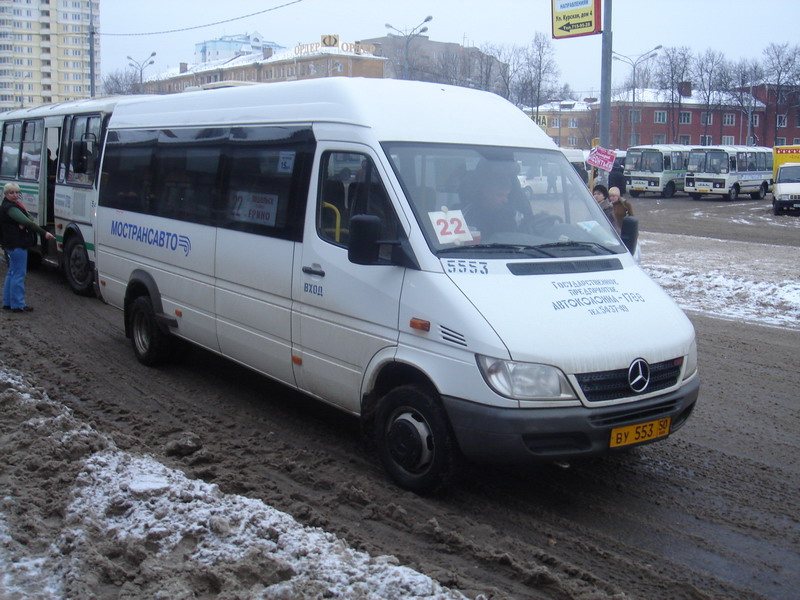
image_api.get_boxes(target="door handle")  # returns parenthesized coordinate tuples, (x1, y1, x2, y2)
(302, 266, 325, 277)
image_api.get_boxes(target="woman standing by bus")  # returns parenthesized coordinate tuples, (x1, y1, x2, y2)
(1, 183, 55, 312)
(608, 186, 634, 234)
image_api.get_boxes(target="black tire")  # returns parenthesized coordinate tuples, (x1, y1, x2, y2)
(375, 385, 459, 495)
(750, 183, 767, 200)
(724, 185, 739, 201)
(63, 236, 95, 296)
(629, 190, 640, 198)
(661, 181, 675, 199)
(773, 204, 782, 216)
(689, 193, 702, 200)
(128, 296, 174, 366)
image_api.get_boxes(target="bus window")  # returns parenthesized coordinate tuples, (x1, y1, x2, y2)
(0, 121, 22, 178)
(65, 115, 102, 184)
(756, 152, 766, 171)
(737, 152, 747, 172)
(19, 120, 43, 181)
(746, 152, 756, 171)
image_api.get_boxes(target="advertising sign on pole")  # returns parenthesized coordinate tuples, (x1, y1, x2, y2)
(551, 0, 602, 40)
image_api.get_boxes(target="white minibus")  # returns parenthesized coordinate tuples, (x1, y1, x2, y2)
(94, 79, 699, 494)
(624, 144, 692, 198)
(0, 96, 146, 294)
(684, 145, 773, 200)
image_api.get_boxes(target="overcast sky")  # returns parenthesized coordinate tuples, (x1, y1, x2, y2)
(99, 0, 799, 95)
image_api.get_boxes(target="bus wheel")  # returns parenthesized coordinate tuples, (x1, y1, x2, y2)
(725, 185, 739, 201)
(63, 236, 95, 296)
(661, 182, 675, 198)
(629, 190, 640, 198)
(375, 385, 459, 495)
(128, 296, 174, 366)
(690, 193, 702, 200)
(750, 183, 767, 200)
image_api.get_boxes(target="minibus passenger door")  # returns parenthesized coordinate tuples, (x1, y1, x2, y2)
(292, 148, 405, 413)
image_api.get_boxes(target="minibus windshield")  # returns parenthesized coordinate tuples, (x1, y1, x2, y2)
(383, 143, 625, 257)
(626, 149, 663, 172)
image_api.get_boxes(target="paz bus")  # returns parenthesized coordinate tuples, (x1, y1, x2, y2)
(684, 145, 773, 201)
(623, 144, 691, 198)
(0, 96, 146, 294)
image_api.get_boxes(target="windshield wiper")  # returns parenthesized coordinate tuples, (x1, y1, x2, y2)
(438, 243, 555, 257)
(532, 241, 616, 255)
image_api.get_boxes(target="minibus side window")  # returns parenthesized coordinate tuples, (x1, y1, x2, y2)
(99, 130, 157, 213)
(0, 121, 22, 178)
(317, 151, 399, 251)
(19, 120, 43, 181)
(64, 114, 102, 185)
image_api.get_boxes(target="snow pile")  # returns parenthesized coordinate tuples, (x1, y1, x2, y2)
(0, 371, 469, 600)
(640, 232, 800, 330)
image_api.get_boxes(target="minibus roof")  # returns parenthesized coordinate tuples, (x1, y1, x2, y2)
(107, 78, 557, 149)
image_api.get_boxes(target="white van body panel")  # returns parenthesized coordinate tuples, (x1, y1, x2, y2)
(215, 230, 296, 387)
(443, 257, 693, 373)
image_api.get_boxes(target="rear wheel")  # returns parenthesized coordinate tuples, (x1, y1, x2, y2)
(128, 296, 174, 366)
(375, 385, 459, 495)
(750, 183, 767, 200)
(63, 236, 95, 296)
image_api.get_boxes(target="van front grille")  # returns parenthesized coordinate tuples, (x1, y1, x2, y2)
(575, 358, 682, 402)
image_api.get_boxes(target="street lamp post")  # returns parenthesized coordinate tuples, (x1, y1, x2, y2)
(385, 15, 432, 80)
(612, 45, 661, 146)
(127, 51, 157, 93)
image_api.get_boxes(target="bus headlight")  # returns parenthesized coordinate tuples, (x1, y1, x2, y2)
(476, 355, 577, 401)
(683, 339, 698, 379)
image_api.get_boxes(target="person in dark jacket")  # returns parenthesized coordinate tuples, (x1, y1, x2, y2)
(608, 164, 627, 196)
(1, 182, 55, 312)
(592, 183, 615, 226)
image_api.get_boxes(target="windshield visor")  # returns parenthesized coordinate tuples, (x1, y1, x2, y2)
(383, 143, 625, 258)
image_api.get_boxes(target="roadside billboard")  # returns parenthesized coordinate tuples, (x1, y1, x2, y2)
(551, 0, 602, 39)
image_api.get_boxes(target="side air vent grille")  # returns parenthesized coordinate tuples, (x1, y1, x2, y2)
(439, 325, 467, 347)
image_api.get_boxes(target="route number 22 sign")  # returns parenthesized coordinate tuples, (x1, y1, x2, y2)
(428, 210, 476, 244)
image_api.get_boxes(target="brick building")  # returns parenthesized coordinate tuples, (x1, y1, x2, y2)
(531, 84, 800, 151)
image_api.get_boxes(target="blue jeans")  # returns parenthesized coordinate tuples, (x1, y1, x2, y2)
(3, 248, 28, 309)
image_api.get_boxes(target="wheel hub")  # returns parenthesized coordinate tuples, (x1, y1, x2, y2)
(387, 411, 432, 471)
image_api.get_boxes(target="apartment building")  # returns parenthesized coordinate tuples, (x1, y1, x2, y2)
(0, 0, 100, 110)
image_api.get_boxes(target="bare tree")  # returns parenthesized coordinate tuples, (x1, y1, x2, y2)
(653, 46, 693, 143)
(692, 49, 729, 144)
(762, 42, 800, 145)
(727, 58, 765, 144)
(102, 69, 139, 95)
(513, 32, 560, 121)
(489, 43, 524, 101)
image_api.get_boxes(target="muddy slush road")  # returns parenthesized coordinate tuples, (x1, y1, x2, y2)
(2, 195, 799, 600)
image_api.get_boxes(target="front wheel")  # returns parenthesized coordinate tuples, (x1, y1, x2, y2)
(128, 296, 174, 366)
(629, 190, 640, 198)
(375, 385, 459, 495)
(63, 236, 95, 296)
(661, 182, 675, 199)
(724, 185, 739, 201)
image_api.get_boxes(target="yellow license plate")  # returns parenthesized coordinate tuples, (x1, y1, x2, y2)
(610, 417, 671, 448)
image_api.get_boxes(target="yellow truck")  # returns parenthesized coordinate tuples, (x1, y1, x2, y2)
(772, 146, 800, 215)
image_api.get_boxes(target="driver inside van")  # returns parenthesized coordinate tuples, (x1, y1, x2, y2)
(461, 162, 526, 239)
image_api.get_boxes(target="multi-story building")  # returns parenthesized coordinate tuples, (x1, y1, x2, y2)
(530, 84, 800, 150)
(142, 36, 386, 95)
(0, 0, 100, 109)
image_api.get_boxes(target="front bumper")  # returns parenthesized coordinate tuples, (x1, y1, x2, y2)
(442, 377, 700, 464)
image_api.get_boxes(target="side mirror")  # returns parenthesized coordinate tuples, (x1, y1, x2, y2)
(348, 214, 382, 265)
(621, 216, 639, 255)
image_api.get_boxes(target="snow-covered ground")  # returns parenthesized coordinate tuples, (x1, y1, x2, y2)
(1, 229, 797, 599)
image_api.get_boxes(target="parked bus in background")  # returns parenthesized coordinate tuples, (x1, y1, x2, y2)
(624, 144, 691, 198)
(0, 96, 146, 294)
(684, 145, 773, 201)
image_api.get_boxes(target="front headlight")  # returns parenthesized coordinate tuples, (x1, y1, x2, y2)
(777, 194, 790, 201)
(476, 355, 577, 401)
(683, 338, 698, 379)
